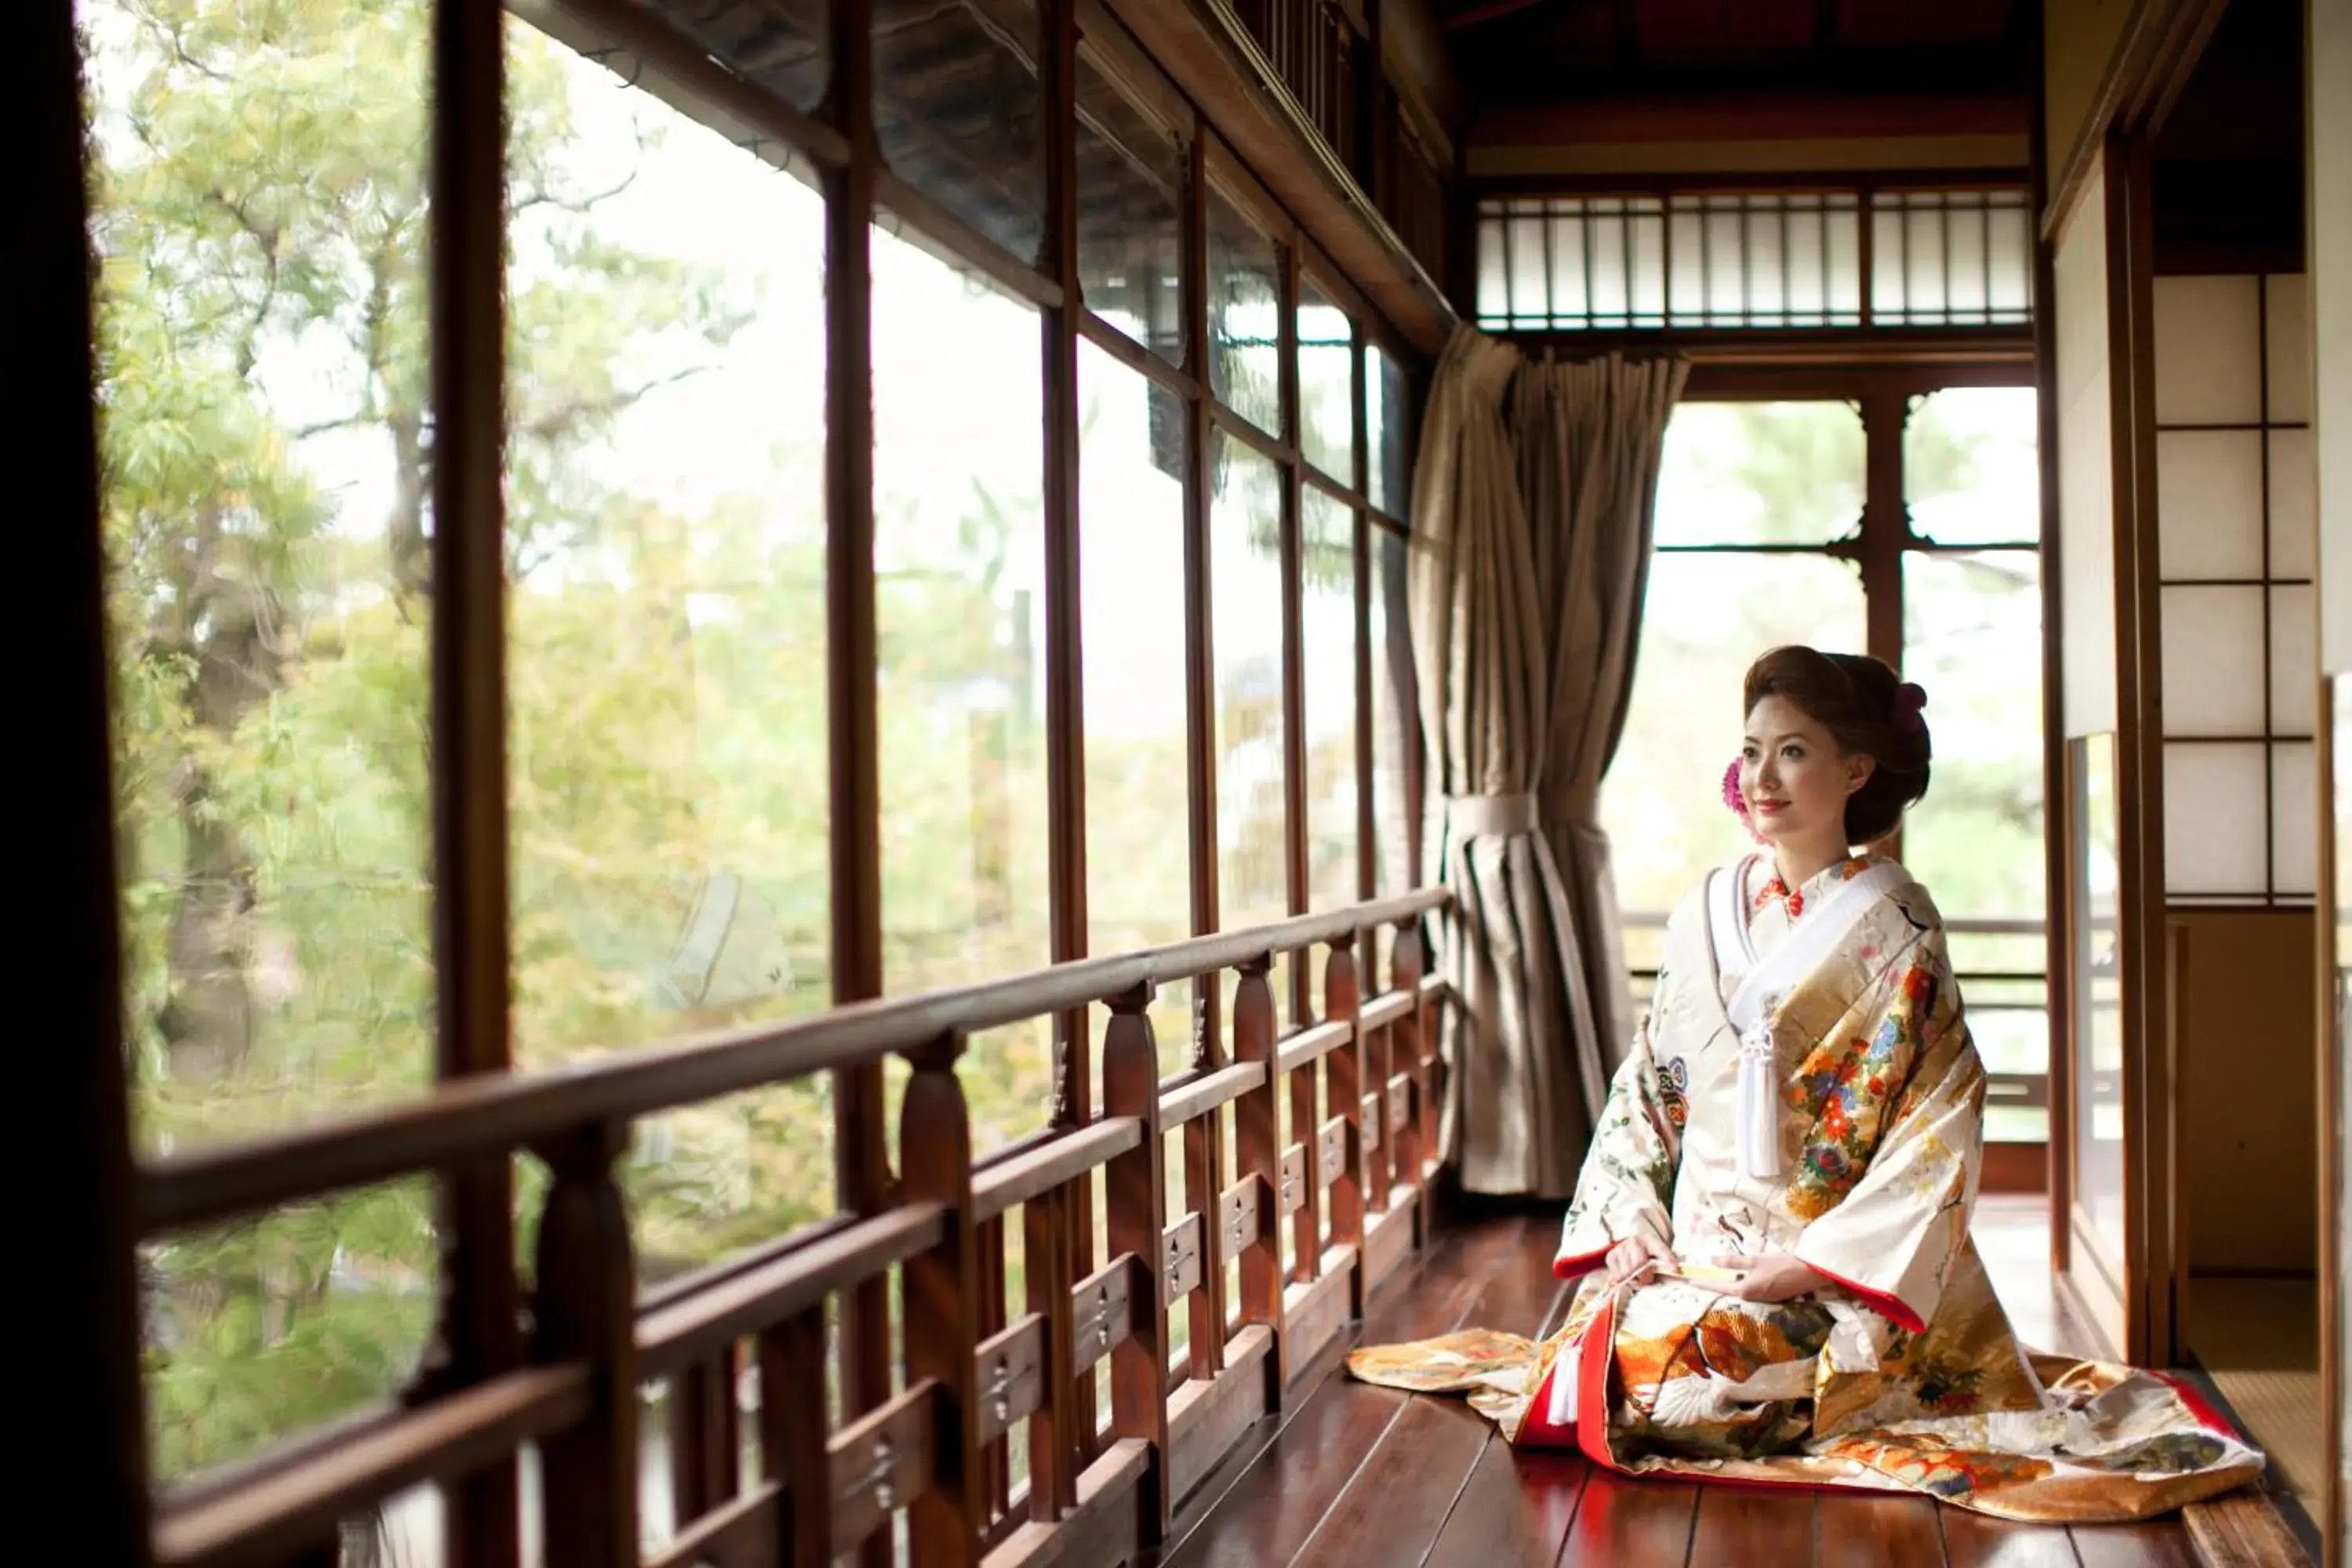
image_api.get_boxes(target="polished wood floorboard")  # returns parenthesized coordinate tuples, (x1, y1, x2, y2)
(1156, 1200, 2290, 1566)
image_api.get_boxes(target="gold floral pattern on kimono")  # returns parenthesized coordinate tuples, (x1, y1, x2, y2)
(1346, 854, 2267, 1523)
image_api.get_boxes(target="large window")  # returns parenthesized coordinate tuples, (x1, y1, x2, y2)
(83, 0, 1427, 1531)
(1605, 388, 2048, 1144)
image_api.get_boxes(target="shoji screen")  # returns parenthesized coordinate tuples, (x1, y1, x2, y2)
(2154, 273, 2316, 904)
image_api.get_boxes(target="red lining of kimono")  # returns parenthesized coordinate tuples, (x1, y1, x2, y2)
(1801, 1261, 1927, 1334)
(1553, 1243, 1610, 1280)
(2150, 1369, 2245, 1442)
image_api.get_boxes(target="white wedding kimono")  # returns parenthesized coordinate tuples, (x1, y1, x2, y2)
(1348, 853, 2264, 1521)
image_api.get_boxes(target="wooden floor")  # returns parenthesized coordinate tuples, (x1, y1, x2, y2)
(1154, 1204, 2296, 1568)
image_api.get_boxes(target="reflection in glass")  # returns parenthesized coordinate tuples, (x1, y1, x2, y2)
(1652, 402, 1864, 546)
(1366, 345, 1410, 517)
(1902, 551, 2045, 1138)
(1080, 339, 1194, 1070)
(1907, 387, 2039, 546)
(2071, 735, 2126, 1277)
(1601, 554, 1866, 927)
(1076, 48, 1183, 365)
(1209, 187, 1283, 435)
(1213, 432, 1289, 930)
(500, 38, 839, 1312)
(1299, 277, 1356, 483)
(86, 0, 441, 1477)
(873, 223, 1051, 1152)
(874, 0, 1046, 264)
(1304, 491, 1359, 910)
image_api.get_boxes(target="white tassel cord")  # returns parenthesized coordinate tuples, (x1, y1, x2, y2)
(1737, 993, 1784, 1180)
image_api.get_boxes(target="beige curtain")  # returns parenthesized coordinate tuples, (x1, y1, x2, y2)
(1408, 327, 1688, 1198)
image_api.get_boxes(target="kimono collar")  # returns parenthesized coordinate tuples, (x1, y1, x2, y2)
(1753, 853, 1881, 920)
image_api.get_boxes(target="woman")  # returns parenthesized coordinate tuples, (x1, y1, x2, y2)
(1347, 647, 2263, 1521)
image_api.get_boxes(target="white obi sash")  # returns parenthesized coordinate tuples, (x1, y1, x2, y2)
(1705, 858, 1910, 1180)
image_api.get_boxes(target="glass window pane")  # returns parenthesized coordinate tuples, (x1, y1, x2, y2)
(503, 33, 840, 1296)
(2275, 740, 2317, 897)
(88, 0, 436, 1477)
(85, 0, 445, 1486)
(1076, 48, 1183, 365)
(1901, 552, 2045, 921)
(2274, 584, 2318, 737)
(639, 0, 829, 115)
(1208, 187, 1283, 435)
(874, 0, 1045, 265)
(2163, 742, 2269, 895)
(1602, 554, 1867, 931)
(1213, 432, 1289, 929)
(1653, 401, 1864, 547)
(1365, 346, 1410, 517)
(2160, 584, 2267, 736)
(1304, 492, 1359, 910)
(2072, 735, 2125, 1261)
(1906, 387, 2040, 546)
(2153, 274, 2263, 426)
(2272, 428, 2318, 579)
(2156, 430, 2264, 579)
(1298, 277, 1356, 484)
(1475, 212, 1508, 325)
(1371, 525, 1413, 895)
(873, 223, 1051, 1150)
(1080, 339, 1192, 1070)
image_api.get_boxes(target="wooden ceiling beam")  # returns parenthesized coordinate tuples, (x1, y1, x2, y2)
(1474, 88, 2031, 148)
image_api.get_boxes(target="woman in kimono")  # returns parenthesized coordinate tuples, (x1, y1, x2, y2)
(1348, 646, 2263, 1521)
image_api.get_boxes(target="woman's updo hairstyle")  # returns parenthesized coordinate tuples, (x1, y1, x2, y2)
(1742, 645, 1933, 848)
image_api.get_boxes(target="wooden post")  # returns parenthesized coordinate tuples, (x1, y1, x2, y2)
(426, 0, 521, 1557)
(27, 0, 151, 1554)
(532, 1120, 638, 1568)
(899, 1033, 984, 1560)
(1183, 1082, 1229, 1379)
(1229, 957, 1289, 1390)
(1102, 984, 1170, 1538)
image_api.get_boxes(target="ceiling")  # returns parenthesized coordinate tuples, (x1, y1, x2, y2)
(1435, 0, 2032, 107)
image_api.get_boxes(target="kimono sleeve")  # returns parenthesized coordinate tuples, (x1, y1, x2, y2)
(1791, 938, 1983, 1335)
(1554, 1000, 1681, 1279)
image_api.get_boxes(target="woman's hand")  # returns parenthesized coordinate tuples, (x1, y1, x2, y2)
(1602, 1234, 1673, 1287)
(1710, 1252, 1830, 1304)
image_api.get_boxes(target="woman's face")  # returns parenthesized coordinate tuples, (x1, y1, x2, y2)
(1740, 694, 1872, 849)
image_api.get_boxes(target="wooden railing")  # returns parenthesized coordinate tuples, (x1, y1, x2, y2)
(140, 889, 1452, 1567)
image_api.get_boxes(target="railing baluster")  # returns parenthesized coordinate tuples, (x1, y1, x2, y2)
(1182, 1087, 1227, 1379)
(1394, 920, 1430, 1196)
(900, 1032, 983, 1560)
(759, 1302, 829, 1563)
(532, 1119, 637, 1568)
(1229, 956, 1288, 1393)
(1027, 1180, 1080, 1519)
(978, 1210, 1011, 1522)
(1286, 964, 1323, 1285)
(1102, 983, 1169, 1538)
(670, 1348, 739, 1529)
(1323, 938, 1365, 1261)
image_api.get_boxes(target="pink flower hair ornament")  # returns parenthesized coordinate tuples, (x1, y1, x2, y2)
(1722, 757, 1765, 844)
